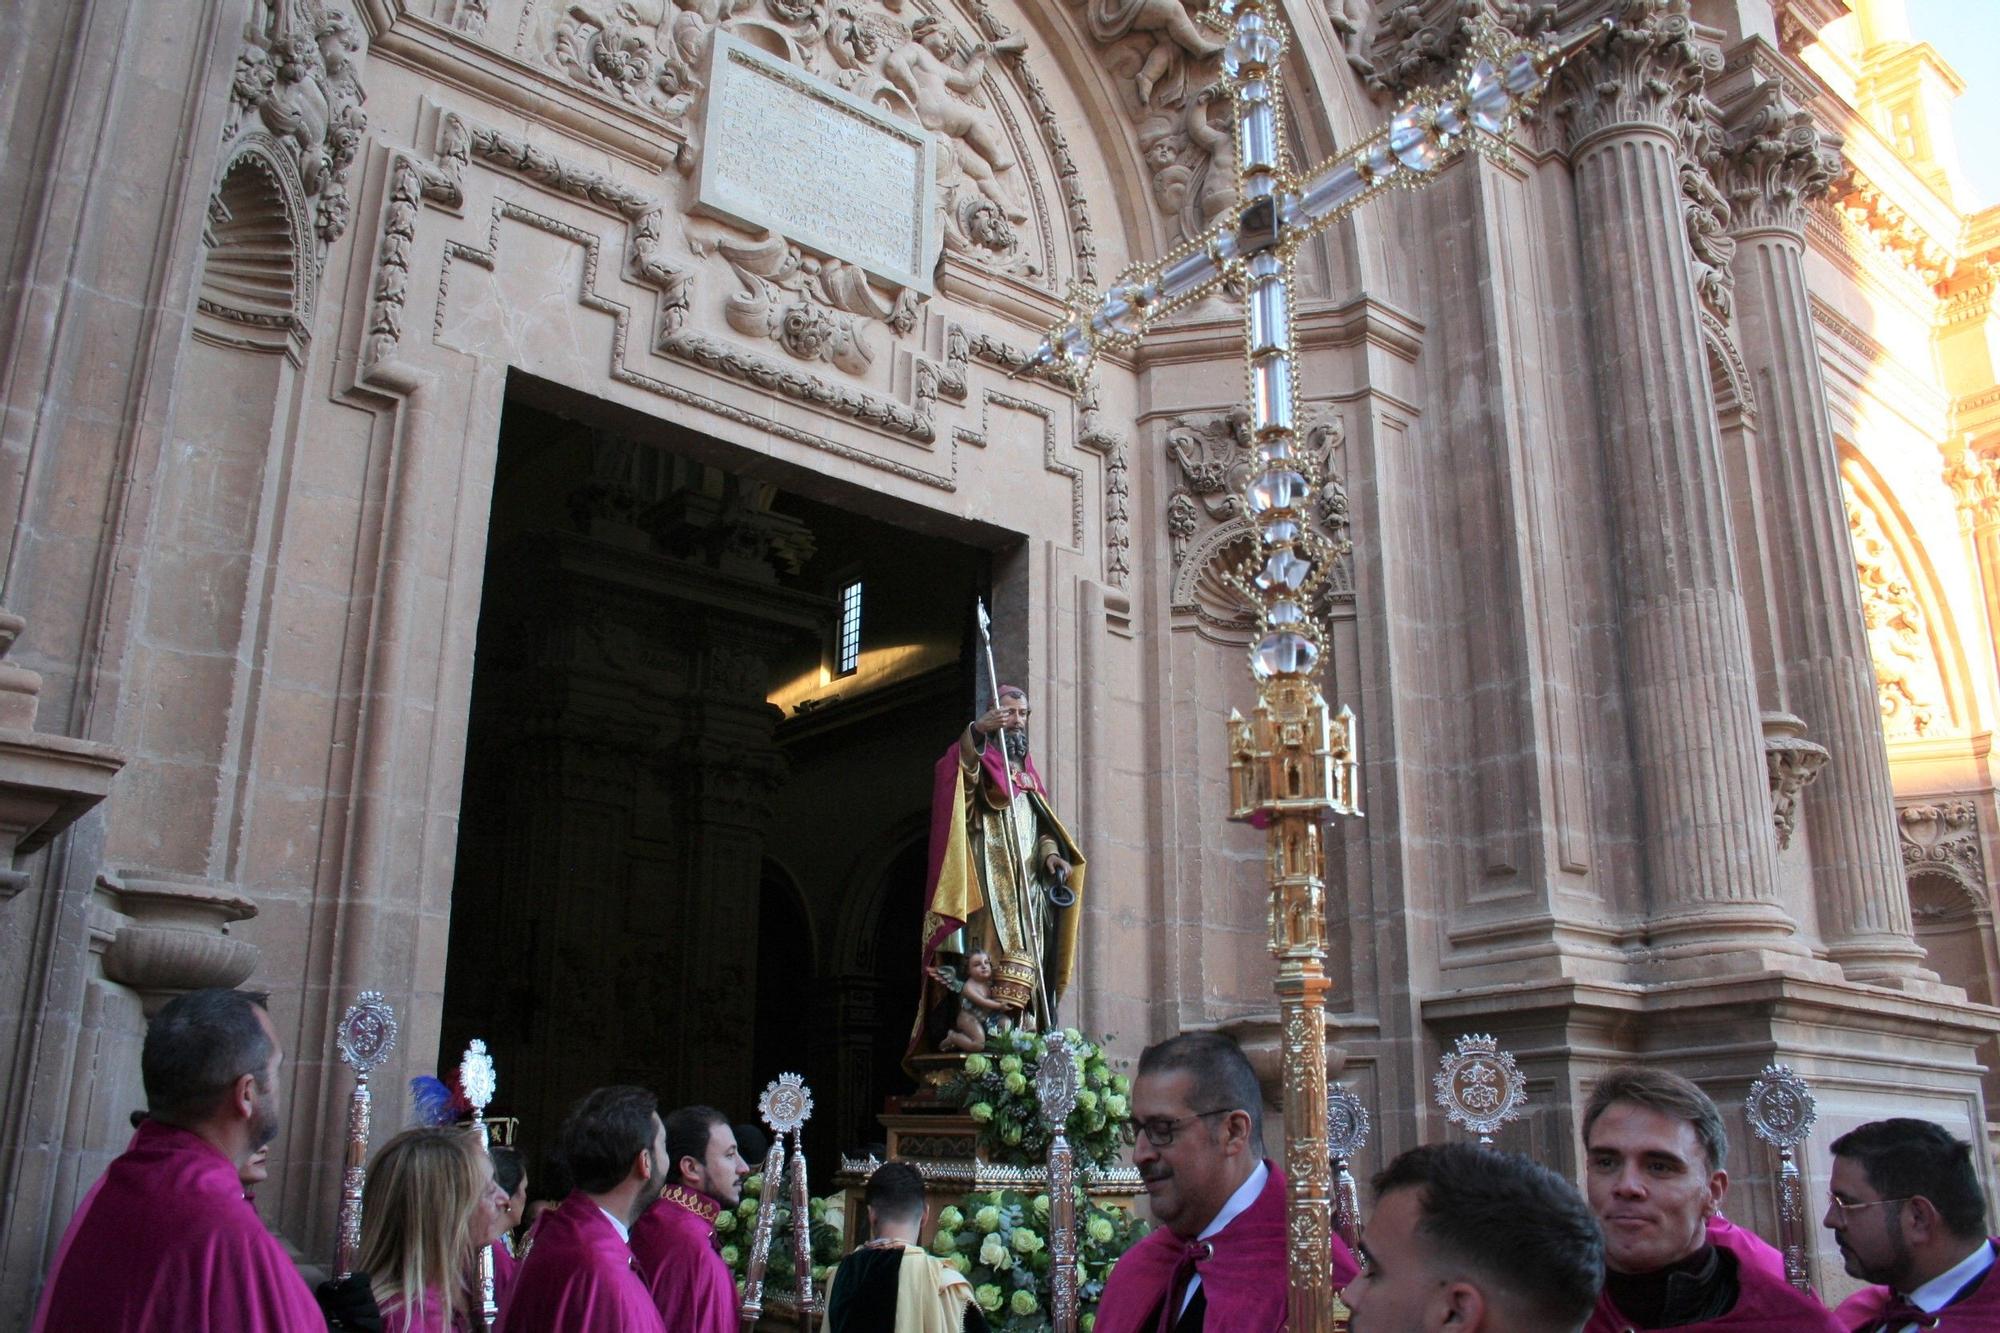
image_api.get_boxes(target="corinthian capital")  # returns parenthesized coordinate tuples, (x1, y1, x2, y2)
(1553, 0, 1711, 152)
(1711, 41, 1841, 236)
(1946, 450, 2000, 532)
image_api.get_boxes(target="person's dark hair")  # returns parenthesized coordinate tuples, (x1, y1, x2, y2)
(491, 1144, 526, 1197)
(1831, 1119, 1989, 1239)
(1136, 1031, 1264, 1146)
(556, 1086, 658, 1195)
(665, 1105, 729, 1185)
(1583, 1067, 1728, 1173)
(734, 1123, 770, 1169)
(142, 988, 274, 1124)
(864, 1161, 927, 1230)
(1373, 1143, 1604, 1330)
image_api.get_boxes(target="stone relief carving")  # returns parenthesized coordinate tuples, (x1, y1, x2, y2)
(1166, 408, 1352, 636)
(1552, 0, 1708, 150)
(1834, 168, 1960, 291)
(1760, 711, 1827, 851)
(1362, 0, 1553, 99)
(1065, 0, 1223, 108)
(1898, 801, 1986, 905)
(1843, 487, 1948, 739)
(209, 0, 368, 327)
(1946, 451, 2000, 532)
(1078, 383, 1132, 588)
(1712, 58, 1841, 237)
(522, 0, 1056, 294)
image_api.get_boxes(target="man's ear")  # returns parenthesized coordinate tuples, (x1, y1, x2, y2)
(1705, 1168, 1730, 1218)
(1436, 1279, 1487, 1329)
(228, 1071, 258, 1122)
(635, 1148, 656, 1184)
(1905, 1195, 1947, 1243)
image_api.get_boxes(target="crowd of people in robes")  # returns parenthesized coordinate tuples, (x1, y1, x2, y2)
(29, 988, 2000, 1333)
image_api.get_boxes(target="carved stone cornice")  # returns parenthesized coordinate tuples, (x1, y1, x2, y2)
(1553, 0, 1710, 153)
(1361, 0, 1556, 100)
(1945, 450, 2000, 533)
(1762, 712, 1828, 851)
(1712, 42, 1841, 238)
(1834, 167, 1959, 291)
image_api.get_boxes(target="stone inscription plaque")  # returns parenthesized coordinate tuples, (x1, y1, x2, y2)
(698, 33, 938, 295)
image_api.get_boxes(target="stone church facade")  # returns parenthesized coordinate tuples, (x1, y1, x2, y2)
(1, 0, 1996, 1318)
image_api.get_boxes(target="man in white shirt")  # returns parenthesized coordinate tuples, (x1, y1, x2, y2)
(1828, 1118, 2000, 1332)
(1090, 1032, 1358, 1333)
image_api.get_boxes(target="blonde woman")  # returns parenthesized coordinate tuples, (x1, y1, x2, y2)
(358, 1127, 511, 1333)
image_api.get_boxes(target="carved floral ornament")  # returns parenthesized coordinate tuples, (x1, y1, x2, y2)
(1897, 800, 1986, 900)
(1166, 407, 1352, 639)
(1842, 482, 1950, 740)
(208, 0, 369, 328)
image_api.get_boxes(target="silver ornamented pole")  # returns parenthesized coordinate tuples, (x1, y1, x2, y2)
(1026, 5, 1602, 1326)
(1745, 1065, 1819, 1293)
(334, 993, 399, 1278)
(1325, 1086, 1370, 1252)
(739, 1137, 787, 1326)
(459, 1039, 499, 1324)
(758, 1073, 818, 1332)
(1037, 1032, 1083, 1333)
(1433, 1035, 1527, 1147)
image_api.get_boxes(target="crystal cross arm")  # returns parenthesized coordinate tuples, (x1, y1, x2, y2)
(1022, 18, 1606, 383)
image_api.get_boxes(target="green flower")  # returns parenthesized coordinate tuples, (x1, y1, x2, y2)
(744, 1173, 764, 1196)
(720, 1245, 740, 1265)
(998, 1054, 1023, 1074)
(942, 1254, 967, 1274)
(1011, 1228, 1044, 1255)
(1104, 1093, 1128, 1119)
(1087, 1216, 1115, 1243)
(714, 1210, 736, 1234)
(975, 1285, 1003, 1313)
(938, 1205, 965, 1230)
(974, 1205, 1002, 1233)
(1111, 1074, 1130, 1095)
(1082, 1315, 1096, 1333)
(934, 1229, 957, 1253)
(964, 1052, 992, 1076)
(970, 1102, 995, 1123)
(979, 1235, 1010, 1269)
(1001, 1124, 1023, 1146)
(738, 1198, 760, 1219)
(1003, 1071, 1027, 1095)
(1031, 1194, 1050, 1218)
(1075, 1088, 1099, 1112)
(1010, 1290, 1040, 1317)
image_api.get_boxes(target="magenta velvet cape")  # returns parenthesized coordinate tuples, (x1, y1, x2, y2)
(497, 1191, 665, 1333)
(1836, 1241, 2000, 1330)
(630, 1186, 739, 1333)
(1586, 1245, 1844, 1333)
(31, 1120, 322, 1333)
(1094, 1164, 1359, 1333)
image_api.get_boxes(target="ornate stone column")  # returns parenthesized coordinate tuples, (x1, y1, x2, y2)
(1555, 0, 1794, 957)
(1715, 45, 1931, 981)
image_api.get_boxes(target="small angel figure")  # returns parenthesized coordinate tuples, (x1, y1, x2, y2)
(928, 950, 1013, 1052)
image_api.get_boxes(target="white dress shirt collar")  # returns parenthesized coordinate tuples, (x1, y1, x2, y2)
(1910, 1239, 1996, 1314)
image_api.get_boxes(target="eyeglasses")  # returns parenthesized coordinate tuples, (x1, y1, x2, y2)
(1125, 1108, 1238, 1147)
(1828, 1195, 1917, 1225)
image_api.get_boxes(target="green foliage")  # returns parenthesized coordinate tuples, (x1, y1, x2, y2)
(720, 1173, 847, 1297)
(928, 1187, 1150, 1333)
(945, 1027, 1134, 1171)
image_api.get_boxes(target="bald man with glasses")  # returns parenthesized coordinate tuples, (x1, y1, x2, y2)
(1827, 1119, 2000, 1332)
(1092, 1032, 1358, 1333)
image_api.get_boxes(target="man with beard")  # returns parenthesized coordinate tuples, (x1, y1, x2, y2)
(914, 685, 1086, 1054)
(1094, 1032, 1358, 1333)
(32, 988, 323, 1332)
(1581, 1067, 1839, 1332)
(630, 1104, 750, 1333)
(499, 1085, 670, 1332)
(1826, 1119, 2000, 1331)
(1344, 1142, 1602, 1333)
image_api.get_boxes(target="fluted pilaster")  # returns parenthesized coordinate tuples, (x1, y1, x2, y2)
(1715, 53, 1929, 981)
(1557, 0, 1793, 954)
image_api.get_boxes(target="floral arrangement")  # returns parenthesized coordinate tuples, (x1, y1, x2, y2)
(718, 1173, 847, 1298)
(943, 1027, 1133, 1171)
(929, 1187, 1150, 1331)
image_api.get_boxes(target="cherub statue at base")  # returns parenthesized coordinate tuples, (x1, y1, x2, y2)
(927, 950, 1015, 1052)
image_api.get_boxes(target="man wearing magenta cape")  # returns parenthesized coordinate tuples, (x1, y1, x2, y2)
(32, 988, 323, 1333)
(500, 1085, 669, 1333)
(1826, 1119, 2000, 1332)
(1095, 1033, 1358, 1333)
(911, 686, 1085, 1064)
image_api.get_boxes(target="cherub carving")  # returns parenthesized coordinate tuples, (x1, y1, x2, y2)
(1069, 0, 1224, 106)
(883, 16, 1028, 222)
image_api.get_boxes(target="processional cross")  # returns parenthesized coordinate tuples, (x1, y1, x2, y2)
(1023, 5, 1602, 1326)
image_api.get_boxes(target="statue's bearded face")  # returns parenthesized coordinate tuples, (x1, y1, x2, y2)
(997, 692, 1030, 764)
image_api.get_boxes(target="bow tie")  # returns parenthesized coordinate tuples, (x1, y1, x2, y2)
(1868, 1297, 1941, 1332)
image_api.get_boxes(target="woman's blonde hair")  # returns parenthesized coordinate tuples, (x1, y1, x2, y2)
(359, 1126, 489, 1327)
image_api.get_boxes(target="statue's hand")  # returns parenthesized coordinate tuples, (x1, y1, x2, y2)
(1045, 853, 1071, 880)
(974, 708, 1005, 736)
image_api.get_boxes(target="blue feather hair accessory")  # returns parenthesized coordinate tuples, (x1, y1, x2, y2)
(409, 1074, 459, 1126)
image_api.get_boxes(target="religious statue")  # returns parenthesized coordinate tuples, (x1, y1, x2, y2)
(883, 17, 1029, 223)
(913, 684, 1086, 1058)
